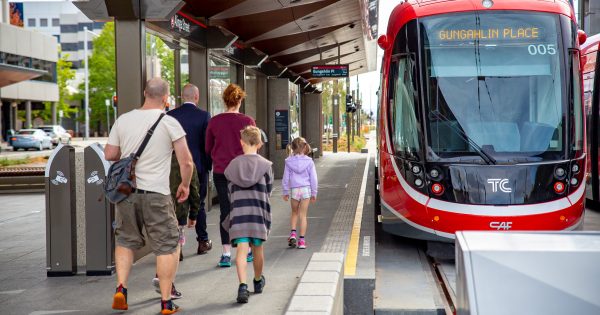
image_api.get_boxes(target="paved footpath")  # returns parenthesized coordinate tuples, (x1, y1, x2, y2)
(0, 152, 368, 315)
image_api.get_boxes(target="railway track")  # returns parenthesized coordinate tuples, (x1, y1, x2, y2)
(0, 167, 45, 193)
(428, 255, 457, 315)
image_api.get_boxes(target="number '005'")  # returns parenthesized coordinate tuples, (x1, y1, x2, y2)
(528, 44, 556, 55)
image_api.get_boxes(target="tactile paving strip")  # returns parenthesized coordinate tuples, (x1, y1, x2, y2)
(320, 156, 367, 253)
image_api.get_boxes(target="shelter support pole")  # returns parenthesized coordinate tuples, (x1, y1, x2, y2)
(115, 19, 146, 116)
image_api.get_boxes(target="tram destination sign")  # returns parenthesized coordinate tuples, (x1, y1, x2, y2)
(312, 65, 349, 78)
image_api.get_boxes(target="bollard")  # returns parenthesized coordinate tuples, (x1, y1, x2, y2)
(84, 143, 115, 276)
(45, 144, 77, 277)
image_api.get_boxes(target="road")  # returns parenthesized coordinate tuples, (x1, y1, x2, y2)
(0, 138, 108, 160)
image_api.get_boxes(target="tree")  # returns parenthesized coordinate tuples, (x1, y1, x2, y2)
(149, 35, 189, 98)
(33, 53, 77, 123)
(77, 25, 184, 132)
(77, 22, 116, 132)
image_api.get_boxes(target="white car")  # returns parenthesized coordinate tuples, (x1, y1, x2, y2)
(40, 125, 71, 146)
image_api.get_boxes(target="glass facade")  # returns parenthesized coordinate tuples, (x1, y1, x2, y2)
(421, 12, 575, 162)
(244, 72, 258, 119)
(209, 55, 236, 115)
(289, 82, 301, 141)
(0, 52, 57, 83)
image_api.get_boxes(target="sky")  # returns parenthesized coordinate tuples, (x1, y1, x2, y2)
(350, 0, 403, 117)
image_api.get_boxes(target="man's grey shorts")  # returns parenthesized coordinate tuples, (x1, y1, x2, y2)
(115, 192, 179, 255)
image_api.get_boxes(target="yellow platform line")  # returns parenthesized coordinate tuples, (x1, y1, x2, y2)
(345, 151, 371, 276)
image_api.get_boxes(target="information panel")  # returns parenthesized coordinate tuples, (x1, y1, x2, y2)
(275, 110, 289, 150)
(312, 65, 349, 78)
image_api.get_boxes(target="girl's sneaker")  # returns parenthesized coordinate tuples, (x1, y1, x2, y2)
(298, 238, 306, 249)
(288, 232, 297, 248)
(178, 226, 186, 246)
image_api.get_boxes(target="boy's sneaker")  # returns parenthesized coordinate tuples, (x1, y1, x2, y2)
(288, 232, 297, 248)
(237, 284, 250, 303)
(112, 284, 128, 310)
(152, 278, 183, 300)
(160, 299, 180, 315)
(218, 255, 232, 267)
(298, 238, 306, 249)
(247, 250, 254, 262)
(253, 275, 266, 294)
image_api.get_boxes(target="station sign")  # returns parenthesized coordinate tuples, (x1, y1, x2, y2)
(171, 14, 191, 34)
(210, 66, 230, 79)
(311, 65, 349, 78)
(153, 11, 205, 42)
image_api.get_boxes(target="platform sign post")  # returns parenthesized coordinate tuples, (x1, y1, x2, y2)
(84, 143, 115, 276)
(332, 94, 340, 153)
(45, 144, 77, 277)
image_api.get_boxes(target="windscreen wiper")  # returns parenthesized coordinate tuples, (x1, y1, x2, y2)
(430, 110, 497, 165)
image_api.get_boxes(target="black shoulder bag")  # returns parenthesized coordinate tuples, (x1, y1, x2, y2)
(104, 113, 165, 203)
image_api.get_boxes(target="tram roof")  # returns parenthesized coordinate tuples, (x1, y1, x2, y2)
(387, 0, 575, 38)
(74, 0, 379, 91)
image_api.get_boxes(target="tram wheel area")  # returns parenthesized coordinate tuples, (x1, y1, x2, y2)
(365, 156, 455, 314)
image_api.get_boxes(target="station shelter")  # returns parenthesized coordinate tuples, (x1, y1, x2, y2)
(74, 0, 379, 177)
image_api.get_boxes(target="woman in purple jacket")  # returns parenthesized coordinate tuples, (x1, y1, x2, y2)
(282, 137, 318, 249)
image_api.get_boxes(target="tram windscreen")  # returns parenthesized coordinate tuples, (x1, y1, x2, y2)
(421, 12, 572, 162)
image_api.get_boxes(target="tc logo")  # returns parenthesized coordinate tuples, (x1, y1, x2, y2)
(487, 178, 511, 193)
(490, 222, 513, 230)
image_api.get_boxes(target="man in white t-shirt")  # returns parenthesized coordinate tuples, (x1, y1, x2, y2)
(104, 78, 193, 314)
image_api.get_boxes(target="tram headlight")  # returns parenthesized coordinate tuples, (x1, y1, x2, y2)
(430, 169, 440, 179)
(414, 178, 424, 187)
(555, 167, 566, 178)
(411, 165, 421, 174)
(572, 164, 580, 174)
(482, 0, 494, 8)
(570, 178, 579, 186)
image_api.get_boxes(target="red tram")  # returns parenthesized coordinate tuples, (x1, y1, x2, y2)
(580, 34, 600, 210)
(375, 0, 587, 241)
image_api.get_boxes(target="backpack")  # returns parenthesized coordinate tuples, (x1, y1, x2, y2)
(104, 114, 165, 203)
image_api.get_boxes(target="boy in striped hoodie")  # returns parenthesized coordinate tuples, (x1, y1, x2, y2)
(224, 126, 274, 304)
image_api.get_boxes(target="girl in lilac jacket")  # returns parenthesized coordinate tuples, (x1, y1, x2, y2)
(282, 137, 318, 249)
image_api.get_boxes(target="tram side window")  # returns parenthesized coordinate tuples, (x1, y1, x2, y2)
(572, 53, 584, 152)
(389, 55, 420, 159)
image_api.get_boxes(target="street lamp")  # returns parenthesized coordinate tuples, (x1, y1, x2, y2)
(84, 26, 99, 140)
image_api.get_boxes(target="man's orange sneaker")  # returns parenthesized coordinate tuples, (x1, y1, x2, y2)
(160, 299, 180, 314)
(112, 284, 128, 310)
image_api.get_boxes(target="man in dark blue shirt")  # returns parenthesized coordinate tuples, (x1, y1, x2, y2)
(167, 83, 212, 255)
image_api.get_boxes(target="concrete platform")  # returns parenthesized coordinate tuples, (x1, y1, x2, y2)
(0, 152, 367, 314)
(374, 205, 600, 315)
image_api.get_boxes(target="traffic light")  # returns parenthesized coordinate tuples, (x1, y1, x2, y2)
(112, 95, 118, 109)
(345, 94, 353, 113)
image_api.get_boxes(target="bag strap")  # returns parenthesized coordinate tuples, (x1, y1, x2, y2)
(134, 113, 165, 160)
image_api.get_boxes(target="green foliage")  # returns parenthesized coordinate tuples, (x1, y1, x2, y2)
(320, 79, 348, 126)
(56, 54, 77, 117)
(148, 35, 188, 97)
(31, 53, 77, 123)
(151, 35, 175, 95)
(0, 157, 31, 167)
(77, 22, 116, 126)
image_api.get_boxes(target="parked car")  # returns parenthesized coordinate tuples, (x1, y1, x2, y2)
(11, 129, 53, 151)
(39, 125, 71, 146)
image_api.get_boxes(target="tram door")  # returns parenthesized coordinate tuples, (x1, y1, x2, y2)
(587, 43, 600, 210)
